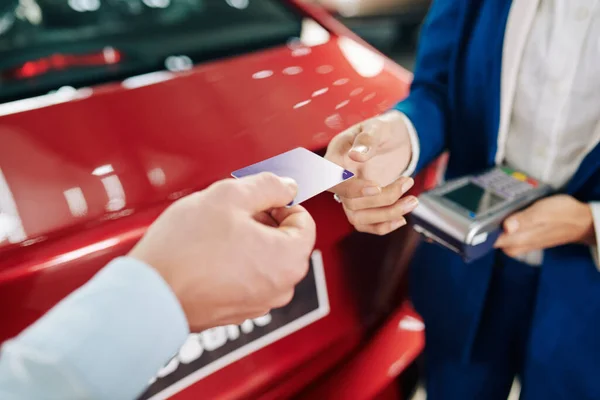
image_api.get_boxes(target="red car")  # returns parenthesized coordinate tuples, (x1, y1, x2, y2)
(0, 1, 440, 399)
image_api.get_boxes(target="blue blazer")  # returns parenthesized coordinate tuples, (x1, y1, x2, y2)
(394, 0, 600, 372)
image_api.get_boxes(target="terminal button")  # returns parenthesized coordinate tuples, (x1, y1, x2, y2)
(512, 172, 527, 181)
(527, 177, 539, 187)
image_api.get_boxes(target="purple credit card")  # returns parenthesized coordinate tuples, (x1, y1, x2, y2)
(231, 147, 354, 206)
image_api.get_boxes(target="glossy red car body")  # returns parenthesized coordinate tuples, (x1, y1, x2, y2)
(0, 2, 437, 399)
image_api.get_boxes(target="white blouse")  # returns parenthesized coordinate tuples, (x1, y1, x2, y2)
(504, 0, 600, 265)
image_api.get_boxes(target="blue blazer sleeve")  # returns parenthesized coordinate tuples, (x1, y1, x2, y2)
(0, 257, 189, 400)
(394, 0, 463, 173)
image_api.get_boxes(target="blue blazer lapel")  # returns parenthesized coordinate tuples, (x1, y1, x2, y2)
(566, 143, 600, 197)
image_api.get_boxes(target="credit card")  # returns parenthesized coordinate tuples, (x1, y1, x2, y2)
(231, 147, 354, 206)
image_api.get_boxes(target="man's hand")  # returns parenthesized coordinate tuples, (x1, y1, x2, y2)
(128, 173, 316, 332)
(494, 195, 596, 258)
(325, 110, 418, 235)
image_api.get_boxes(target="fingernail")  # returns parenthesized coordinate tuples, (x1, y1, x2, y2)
(281, 177, 298, 194)
(402, 178, 415, 192)
(351, 145, 369, 155)
(505, 218, 519, 233)
(403, 197, 419, 212)
(362, 186, 381, 196)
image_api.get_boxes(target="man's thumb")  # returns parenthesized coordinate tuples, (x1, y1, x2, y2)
(237, 173, 297, 213)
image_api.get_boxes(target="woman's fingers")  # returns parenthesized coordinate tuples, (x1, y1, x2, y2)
(342, 177, 415, 211)
(344, 195, 419, 226)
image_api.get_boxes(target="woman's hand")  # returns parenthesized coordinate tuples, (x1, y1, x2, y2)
(325, 110, 413, 187)
(494, 195, 596, 258)
(325, 110, 418, 235)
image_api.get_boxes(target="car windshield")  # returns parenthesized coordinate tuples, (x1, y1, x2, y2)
(0, 0, 303, 103)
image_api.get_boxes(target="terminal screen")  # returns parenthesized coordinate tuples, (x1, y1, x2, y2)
(442, 182, 505, 215)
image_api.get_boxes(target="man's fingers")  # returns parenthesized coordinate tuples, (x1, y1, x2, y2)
(348, 122, 385, 163)
(232, 173, 297, 214)
(331, 178, 381, 199)
(270, 205, 306, 225)
(343, 177, 415, 211)
(254, 211, 278, 227)
(224, 310, 273, 326)
(345, 195, 419, 226)
(271, 206, 317, 247)
(260, 206, 314, 288)
(271, 289, 296, 308)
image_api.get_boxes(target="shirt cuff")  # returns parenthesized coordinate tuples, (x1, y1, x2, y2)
(5, 256, 189, 400)
(398, 112, 420, 177)
(590, 202, 600, 269)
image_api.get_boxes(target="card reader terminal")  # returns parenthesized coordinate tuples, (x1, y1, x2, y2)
(409, 167, 553, 262)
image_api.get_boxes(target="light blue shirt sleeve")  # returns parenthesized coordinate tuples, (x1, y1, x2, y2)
(0, 257, 190, 400)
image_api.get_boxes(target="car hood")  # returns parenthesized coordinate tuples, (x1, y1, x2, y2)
(0, 36, 411, 253)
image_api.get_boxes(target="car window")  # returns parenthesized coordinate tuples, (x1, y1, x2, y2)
(0, 0, 303, 103)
